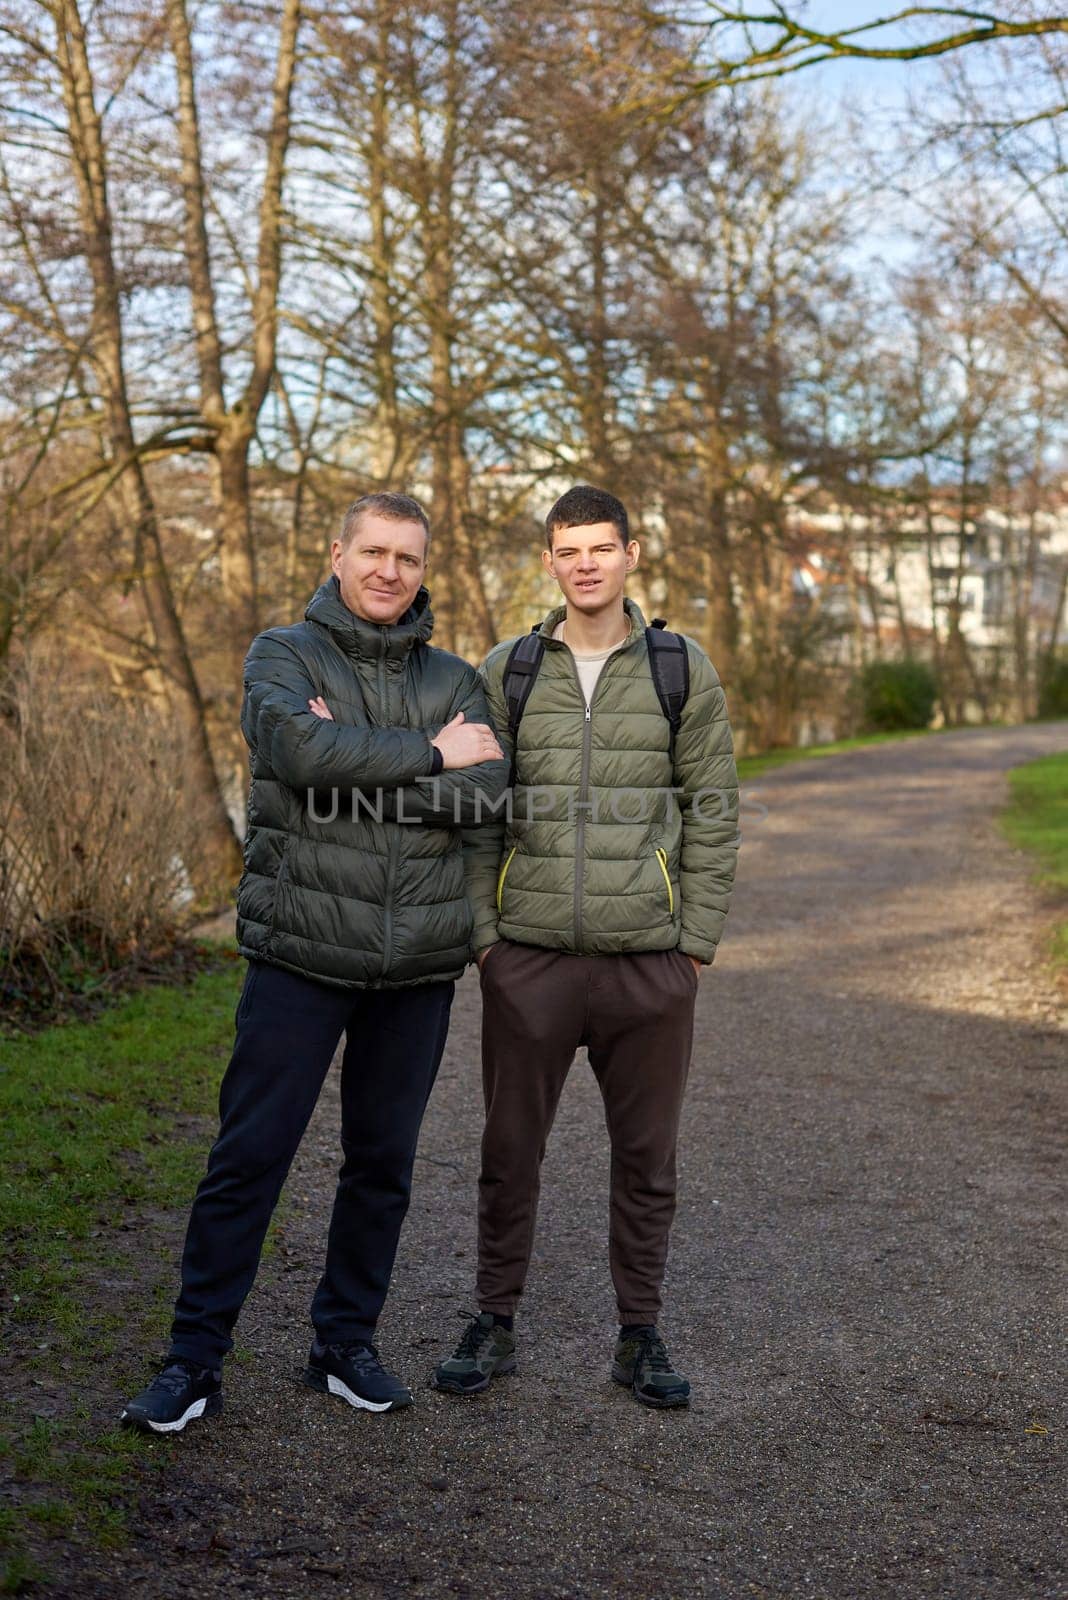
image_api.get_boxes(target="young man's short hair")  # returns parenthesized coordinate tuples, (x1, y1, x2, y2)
(340, 492, 431, 549)
(545, 485, 629, 546)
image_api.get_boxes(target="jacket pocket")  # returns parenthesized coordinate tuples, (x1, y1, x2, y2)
(478, 939, 507, 982)
(268, 836, 293, 945)
(496, 845, 517, 913)
(654, 847, 674, 917)
(234, 961, 261, 1030)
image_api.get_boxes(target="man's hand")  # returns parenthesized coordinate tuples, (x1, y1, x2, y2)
(689, 956, 702, 978)
(432, 711, 503, 770)
(308, 696, 333, 721)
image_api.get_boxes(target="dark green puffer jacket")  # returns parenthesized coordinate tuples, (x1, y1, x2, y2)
(463, 599, 739, 962)
(237, 579, 508, 988)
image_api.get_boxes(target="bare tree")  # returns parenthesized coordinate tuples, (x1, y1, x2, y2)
(164, 0, 302, 655)
(47, 0, 240, 886)
(2, 0, 1065, 820)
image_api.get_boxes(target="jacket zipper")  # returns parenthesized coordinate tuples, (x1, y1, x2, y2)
(496, 845, 517, 913)
(377, 633, 398, 977)
(570, 655, 592, 946)
(654, 847, 674, 917)
(567, 644, 627, 947)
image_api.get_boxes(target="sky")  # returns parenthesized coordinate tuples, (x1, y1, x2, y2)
(788, 0, 966, 104)
(761, 3, 988, 272)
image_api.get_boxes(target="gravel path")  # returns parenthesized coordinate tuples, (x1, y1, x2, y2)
(61, 726, 1068, 1598)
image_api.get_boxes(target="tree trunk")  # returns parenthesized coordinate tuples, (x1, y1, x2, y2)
(585, 178, 612, 481)
(368, 0, 402, 483)
(212, 420, 258, 643)
(56, 0, 240, 891)
(423, 0, 495, 659)
(1038, 560, 1068, 697)
(922, 492, 951, 724)
(166, 0, 302, 663)
(700, 427, 739, 687)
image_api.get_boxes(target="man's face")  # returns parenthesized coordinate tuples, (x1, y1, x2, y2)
(541, 521, 639, 614)
(331, 514, 428, 625)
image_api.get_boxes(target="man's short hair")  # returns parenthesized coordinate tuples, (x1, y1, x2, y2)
(545, 485, 629, 546)
(340, 492, 431, 549)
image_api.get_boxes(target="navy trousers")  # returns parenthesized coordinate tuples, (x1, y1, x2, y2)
(169, 960, 454, 1366)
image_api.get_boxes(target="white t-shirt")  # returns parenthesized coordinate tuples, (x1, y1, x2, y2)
(552, 621, 628, 707)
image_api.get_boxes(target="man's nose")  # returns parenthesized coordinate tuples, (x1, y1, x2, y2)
(377, 557, 400, 581)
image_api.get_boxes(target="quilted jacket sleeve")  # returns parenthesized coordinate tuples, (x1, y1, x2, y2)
(675, 647, 739, 964)
(460, 645, 511, 952)
(242, 632, 436, 790)
(386, 664, 510, 827)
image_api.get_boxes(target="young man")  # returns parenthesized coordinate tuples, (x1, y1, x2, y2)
(434, 485, 738, 1408)
(122, 492, 506, 1431)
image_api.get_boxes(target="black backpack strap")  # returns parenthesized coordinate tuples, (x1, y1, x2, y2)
(645, 622, 690, 763)
(501, 625, 546, 786)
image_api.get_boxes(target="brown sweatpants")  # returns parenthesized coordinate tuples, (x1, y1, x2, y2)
(476, 941, 698, 1323)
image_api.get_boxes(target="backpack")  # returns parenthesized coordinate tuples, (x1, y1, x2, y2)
(501, 618, 690, 786)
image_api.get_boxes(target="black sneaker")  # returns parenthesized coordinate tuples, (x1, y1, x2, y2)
(612, 1327, 690, 1409)
(432, 1312, 517, 1395)
(120, 1358, 223, 1434)
(302, 1340, 413, 1413)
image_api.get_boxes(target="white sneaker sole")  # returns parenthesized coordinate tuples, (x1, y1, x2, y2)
(326, 1374, 396, 1413)
(121, 1395, 212, 1433)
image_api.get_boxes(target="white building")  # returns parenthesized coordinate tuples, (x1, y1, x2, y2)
(797, 499, 1068, 655)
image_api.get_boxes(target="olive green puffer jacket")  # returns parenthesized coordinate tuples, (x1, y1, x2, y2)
(237, 579, 508, 988)
(463, 599, 738, 962)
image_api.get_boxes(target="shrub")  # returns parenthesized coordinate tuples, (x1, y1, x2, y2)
(856, 659, 938, 732)
(1037, 655, 1068, 720)
(0, 657, 211, 982)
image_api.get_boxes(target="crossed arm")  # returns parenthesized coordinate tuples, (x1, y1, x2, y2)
(242, 633, 507, 824)
(306, 697, 501, 772)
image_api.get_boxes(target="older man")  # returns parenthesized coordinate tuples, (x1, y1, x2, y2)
(122, 492, 505, 1429)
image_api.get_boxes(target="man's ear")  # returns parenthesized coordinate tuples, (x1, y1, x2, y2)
(330, 539, 343, 577)
(625, 539, 640, 571)
(540, 547, 556, 579)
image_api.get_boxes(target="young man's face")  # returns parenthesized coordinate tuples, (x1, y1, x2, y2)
(541, 521, 639, 615)
(331, 514, 428, 625)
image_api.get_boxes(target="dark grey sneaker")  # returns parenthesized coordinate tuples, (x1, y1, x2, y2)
(303, 1340, 413, 1413)
(121, 1358, 223, 1434)
(432, 1312, 517, 1394)
(612, 1328, 690, 1408)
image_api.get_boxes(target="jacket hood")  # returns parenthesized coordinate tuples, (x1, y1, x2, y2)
(305, 577, 434, 664)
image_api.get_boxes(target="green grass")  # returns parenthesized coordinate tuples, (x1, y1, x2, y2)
(1001, 750, 1068, 966)
(0, 962, 242, 1584)
(736, 726, 934, 780)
